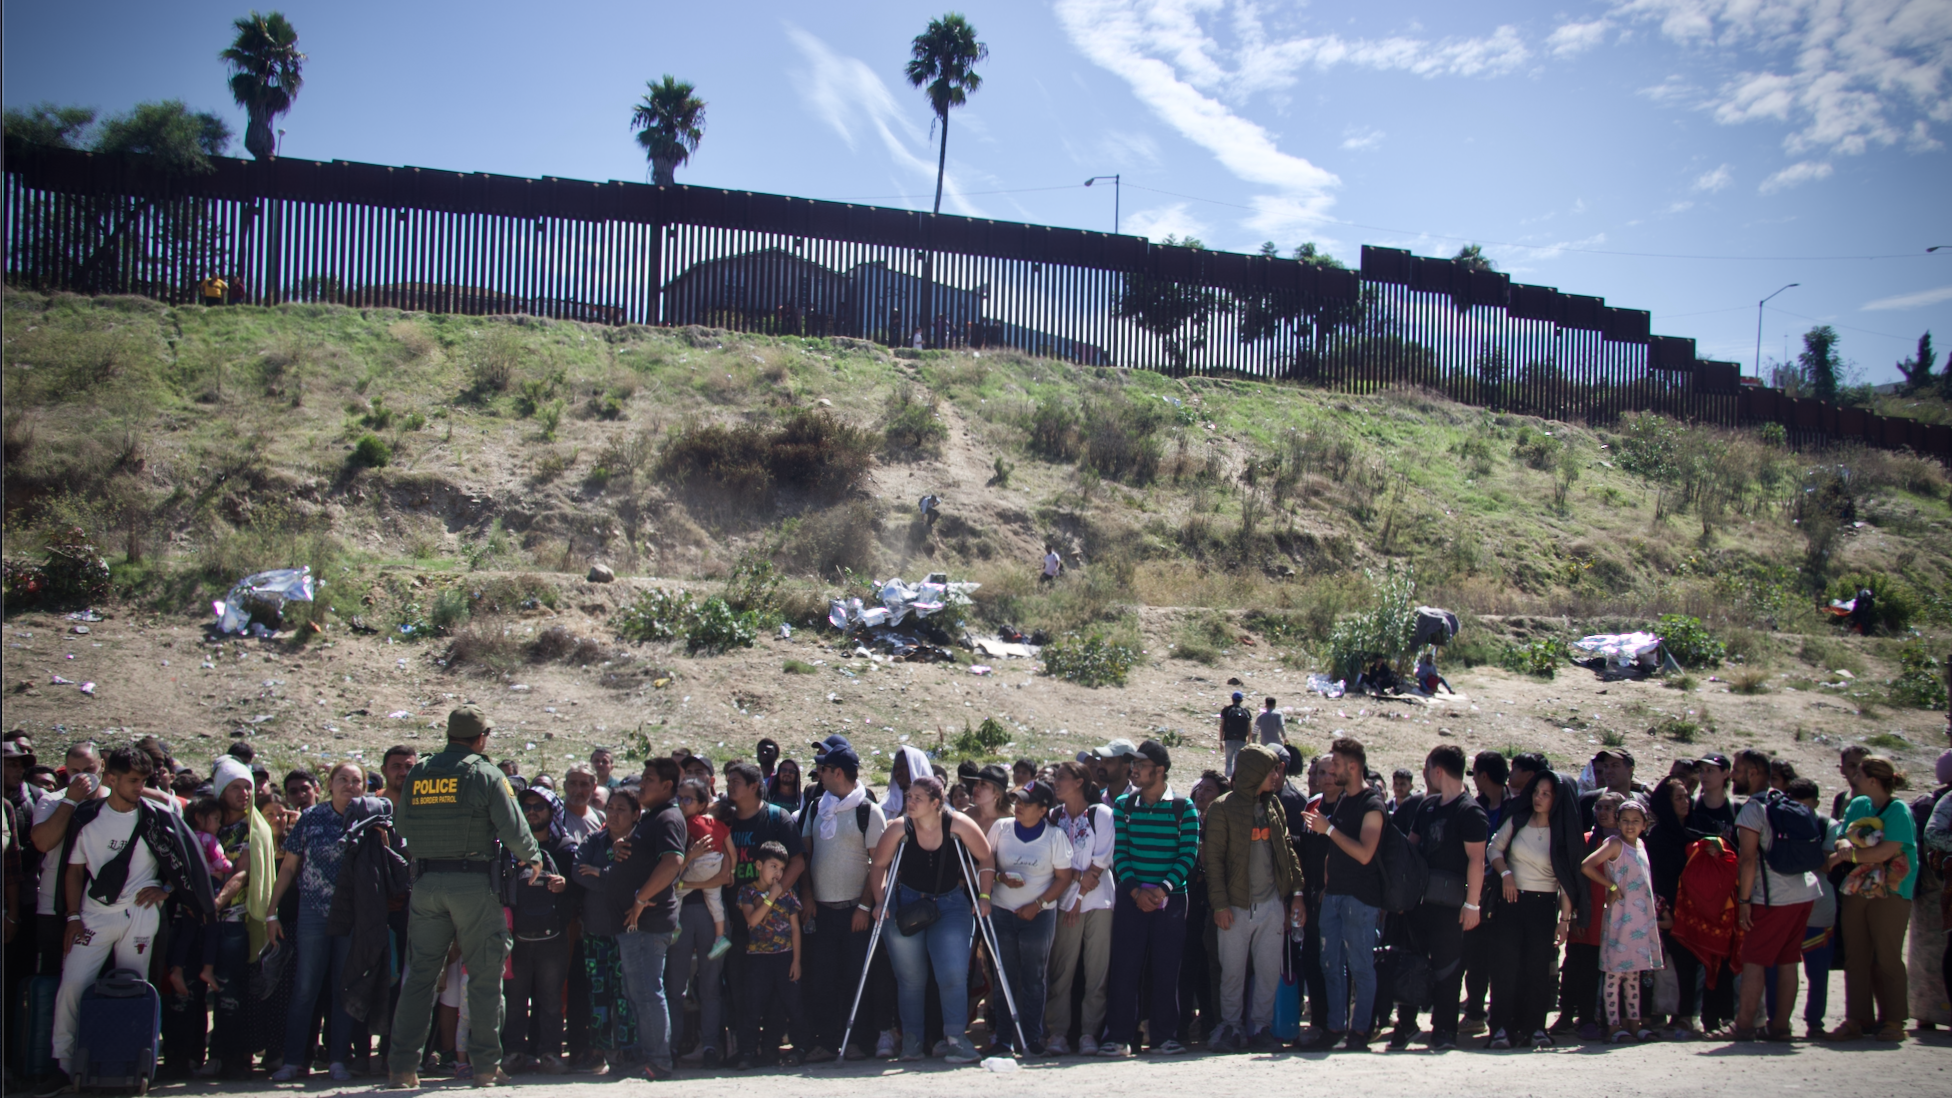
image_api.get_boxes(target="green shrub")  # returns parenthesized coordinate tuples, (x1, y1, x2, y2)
(1325, 565, 1419, 680)
(1825, 573, 1917, 634)
(429, 587, 472, 633)
(1026, 399, 1080, 461)
(882, 383, 947, 457)
(1042, 631, 1141, 687)
(724, 552, 785, 625)
(0, 527, 111, 608)
(1656, 614, 1725, 668)
(396, 601, 432, 640)
(1172, 614, 1235, 665)
(685, 596, 758, 654)
(350, 433, 391, 469)
(657, 409, 877, 509)
(783, 658, 817, 674)
(1655, 716, 1702, 743)
(953, 716, 1013, 757)
(1889, 642, 1948, 710)
(1862, 732, 1912, 751)
(1080, 393, 1167, 485)
(616, 588, 697, 643)
(1500, 638, 1568, 678)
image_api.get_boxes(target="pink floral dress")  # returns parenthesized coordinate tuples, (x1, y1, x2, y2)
(1601, 840, 1664, 974)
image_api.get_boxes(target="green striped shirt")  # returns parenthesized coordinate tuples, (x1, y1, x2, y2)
(1112, 786, 1201, 893)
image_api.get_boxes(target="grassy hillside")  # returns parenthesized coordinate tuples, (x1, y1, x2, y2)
(4, 287, 1950, 701)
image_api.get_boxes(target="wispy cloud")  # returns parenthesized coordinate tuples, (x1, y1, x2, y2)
(785, 26, 984, 215)
(1340, 126, 1386, 151)
(1125, 203, 1210, 244)
(1862, 284, 1952, 311)
(1547, 19, 1613, 57)
(1692, 163, 1735, 191)
(1758, 159, 1833, 193)
(1663, 200, 1696, 213)
(1609, 0, 1952, 156)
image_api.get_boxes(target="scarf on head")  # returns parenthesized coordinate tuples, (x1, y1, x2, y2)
(882, 745, 932, 818)
(815, 782, 867, 841)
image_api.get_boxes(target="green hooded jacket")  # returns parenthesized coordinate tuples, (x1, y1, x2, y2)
(1204, 743, 1304, 911)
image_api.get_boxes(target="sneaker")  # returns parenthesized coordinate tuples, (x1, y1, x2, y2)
(1293, 1029, 1341, 1052)
(932, 1040, 950, 1057)
(942, 1039, 982, 1064)
(899, 1038, 924, 1063)
(844, 1044, 868, 1061)
(876, 1029, 898, 1059)
(1044, 1036, 1070, 1056)
(1096, 1042, 1132, 1058)
(802, 1046, 836, 1064)
(1386, 1027, 1418, 1051)
(1822, 1022, 1865, 1041)
(1430, 1033, 1458, 1052)
(385, 1070, 420, 1090)
(1247, 1029, 1281, 1053)
(1338, 1031, 1370, 1052)
(1531, 1030, 1553, 1050)
(701, 1048, 721, 1070)
(1873, 1024, 1906, 1042)
(707, 936, 732, 960)
(1074, 1036, 1100, 1056)
(1487, 1030, 1512, 1050)
(454, 1062, 473, 1080)
(677, 1046, 706, 1066)
(1459, 1015, 1488, 1037)
(1670, 1024, 1698, 1041)
(642, 1063, 675, 1082)
(536, 1056, 566, 1075)
(33, 1070, 72, 1098)
(1206, 1024, 1238, 1052)
(1154, 1039, 1188, 1055)
(330, 1062, 353, 1082)
(269, 1065, 303, 1082)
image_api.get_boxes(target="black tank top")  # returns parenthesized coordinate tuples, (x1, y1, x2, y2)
(897, 811, 962, 895)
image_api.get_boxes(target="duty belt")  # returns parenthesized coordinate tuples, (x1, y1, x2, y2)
(416, 858, 491, 875)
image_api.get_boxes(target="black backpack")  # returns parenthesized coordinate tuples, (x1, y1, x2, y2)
(1760, 790, 1827, 881)
(1377, 819, 1430, 914)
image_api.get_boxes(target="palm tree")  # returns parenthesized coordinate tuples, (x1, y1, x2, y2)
(906, 14, 988, 215)
(221, 11, 304, 161)
(632, 77, 706, 186)
(1450, 242, 1495, 313)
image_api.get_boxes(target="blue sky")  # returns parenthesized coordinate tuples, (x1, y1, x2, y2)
(4, 0, 1948, 383)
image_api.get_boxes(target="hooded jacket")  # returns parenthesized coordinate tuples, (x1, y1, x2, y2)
(327, 799, 410, 1029)
(1204, 744, 1304, 911)
(503, 788, 581, 939)
(55, 795, 215, 921)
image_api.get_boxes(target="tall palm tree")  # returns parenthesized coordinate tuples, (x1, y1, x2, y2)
(632, 77, 706, 186)
(906, 14, 987, 215)
(221, 11, 304, 161)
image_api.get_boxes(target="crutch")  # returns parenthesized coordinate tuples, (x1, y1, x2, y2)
(956, 837, 1030, 1054)
(836, 835, 905, 1059)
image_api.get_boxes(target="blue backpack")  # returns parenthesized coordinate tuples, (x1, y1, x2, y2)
(1761, 790, 1827, 879)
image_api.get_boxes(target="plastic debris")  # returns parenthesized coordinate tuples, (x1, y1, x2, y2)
(65, 610, 104, 622)
(778, 623, 793, 639)
(1571, 632, 1666, 675)
(50, 674, 75, 685)
(980, 1057, 1021, 1073)
(1306, 673, 1346, 698)
(212, 568, 317, 636)
(387, 710, 413, 719)
(510, 684, 532, 693)
(78, 682, 95, 696)
(828, 575, 979, 634)
(70, 625, 90, 635)
(970, 665, 993, 675)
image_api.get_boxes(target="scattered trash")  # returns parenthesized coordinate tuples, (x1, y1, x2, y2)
(980, 1056, 1021, 1073)
(65, 610, 104, 623)
(250, 715, 274, 723)
(828, 575, 979, 633)
(78, 682, 95, 696)
(972, 636, 1038, 659)
(1571, 632, 1670, 676)
(777, 623, 793, 639)
(510, 684, 532, 693)
(70, 626, 90, 635)
(969, 665, 994, 675)
(1835, 669, 1855, 679)
(50, 674, 74, 685)
(387, 710, 413, 719)
(1306, 673, 1346, 698)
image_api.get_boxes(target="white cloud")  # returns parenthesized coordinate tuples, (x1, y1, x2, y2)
(1340, 126, 1386, 151)
(1098, 130, 1163, 168)
(1609, 0, 1952, 156)
(1548, 19, 1613, 57)
(1663, 200, 1696, 213)
(785, 26, 984, 215)
(1638, 75, 1700, 104)
(1125, 203, 1211, 244)
(1862, 284, 1952, 310)
(1693, 163, 1735, 190)
(1758, 159, 1833, 192)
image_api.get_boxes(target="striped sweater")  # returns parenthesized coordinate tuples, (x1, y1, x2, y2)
(1112, 786, 1201, 893)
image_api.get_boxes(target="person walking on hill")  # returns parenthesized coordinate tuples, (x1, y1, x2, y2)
(1219, 693, 1253, 777)
(1254, 697, 1285, 746)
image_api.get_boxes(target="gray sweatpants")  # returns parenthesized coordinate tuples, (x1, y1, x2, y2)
(1216, 900, 1285, 1033)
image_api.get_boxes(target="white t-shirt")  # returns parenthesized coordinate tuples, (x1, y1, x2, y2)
(986, 817, 1072, 912)
(1735, 795, 1823, 906)
(806, 797, 889, 904)
(1043, 552, 1062, 577)
(1055, 802, 1117, 913)
(67, 803, 161, 911)
(1492, 818, 1560, 894)
(34, 794, 77, 915)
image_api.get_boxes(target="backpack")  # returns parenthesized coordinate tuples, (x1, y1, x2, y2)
(1377, 817, 1430, 914)
(801, 799, 876, 841)
(1760, 790, 1827, 880)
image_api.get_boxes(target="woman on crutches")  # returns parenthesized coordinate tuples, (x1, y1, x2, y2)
(867, 775, 996, 1064)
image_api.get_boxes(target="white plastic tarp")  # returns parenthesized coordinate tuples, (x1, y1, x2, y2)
(830, 577, 978, 633)
(1572, 631, 1664, 672)
(213, 567, 317, 636)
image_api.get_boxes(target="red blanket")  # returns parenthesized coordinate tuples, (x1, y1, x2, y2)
(1671, 837, 1740, 988)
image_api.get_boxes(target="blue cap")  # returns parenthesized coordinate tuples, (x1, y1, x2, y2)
(813, 734, 853, 755)
(1232, 691, 1244, 703)
(814, 735, 860, 776)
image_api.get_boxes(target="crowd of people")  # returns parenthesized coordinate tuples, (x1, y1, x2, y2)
(3, 716, 1950, 1090)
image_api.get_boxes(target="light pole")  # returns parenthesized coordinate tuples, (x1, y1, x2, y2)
(1084, 174, 1119, 234)
(1755, 283, 1798, 380)
(276, 128, 286, 157)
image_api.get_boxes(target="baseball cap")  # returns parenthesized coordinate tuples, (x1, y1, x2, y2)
(1232, 691, 1244, 703)
(1, 741, 34, 763)
(1017, 780, 1056, 809)
(1593, 747, 1635, 766)
(1136, 739, 1171, 770)
(1697, 753, 1731, 771)
(447, 704, 493, 740)
(1094, 738, 1139, 759)
(975, 764, 1010, 794)
(813, 734, 852, 757)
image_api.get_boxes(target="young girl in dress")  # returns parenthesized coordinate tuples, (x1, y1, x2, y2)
(1582, 799, 1664, 1042)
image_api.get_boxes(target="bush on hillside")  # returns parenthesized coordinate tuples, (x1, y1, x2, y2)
(1655, 614, 1725, 668)
(1324, 564, 1419, 680)
(1825, 572, 1917, 634)
(1026, 398, 1080, 461)
(656, 409, 876, 509)
(1889, 642, 1948, 710)
(1043, 631, 1140, 687)
(882, 383, 947, 458)
(1080, 392, 1167, 484)
(350, 433, 391, 469)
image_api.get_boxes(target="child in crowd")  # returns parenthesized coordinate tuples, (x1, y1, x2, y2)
(168, 797, 234, 995)
(673, 777, 732, 959)
(735, 841, 805, 1070)
(1583, 799, 1664, 1042)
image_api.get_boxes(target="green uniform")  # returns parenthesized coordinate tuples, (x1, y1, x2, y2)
(386, 741, 541, 1076)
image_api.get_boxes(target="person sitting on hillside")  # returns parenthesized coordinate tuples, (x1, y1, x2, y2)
(1415, 651, 1456, 695)
(1354, 656, 1401, 697)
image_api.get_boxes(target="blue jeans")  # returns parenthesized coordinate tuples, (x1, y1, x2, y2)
(284, 911, 354, 1065)
(882, 885, 974, 1050)
(987, 906, 1056, 1050)
(615, 927, 674, 1071)
(1318, 893, 1381, 1033)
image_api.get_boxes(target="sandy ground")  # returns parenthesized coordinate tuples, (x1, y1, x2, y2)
(4, 591, 1948, 797)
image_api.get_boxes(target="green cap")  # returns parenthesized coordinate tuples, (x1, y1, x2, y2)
(447, 704, 494, 741)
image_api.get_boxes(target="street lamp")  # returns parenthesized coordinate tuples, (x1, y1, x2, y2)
(1084, 174, 1120, 235)
(1929, 245, 1949, 252)
(276, 128, 286, 157)
(1755, 283, 1798, 380)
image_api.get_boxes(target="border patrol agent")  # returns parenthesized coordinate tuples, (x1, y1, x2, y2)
(387, 705, 541, 1088)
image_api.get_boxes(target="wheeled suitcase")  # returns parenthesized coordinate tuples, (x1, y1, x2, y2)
(74, 968, 160, 1094)
(13, 973, 59, 1081)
